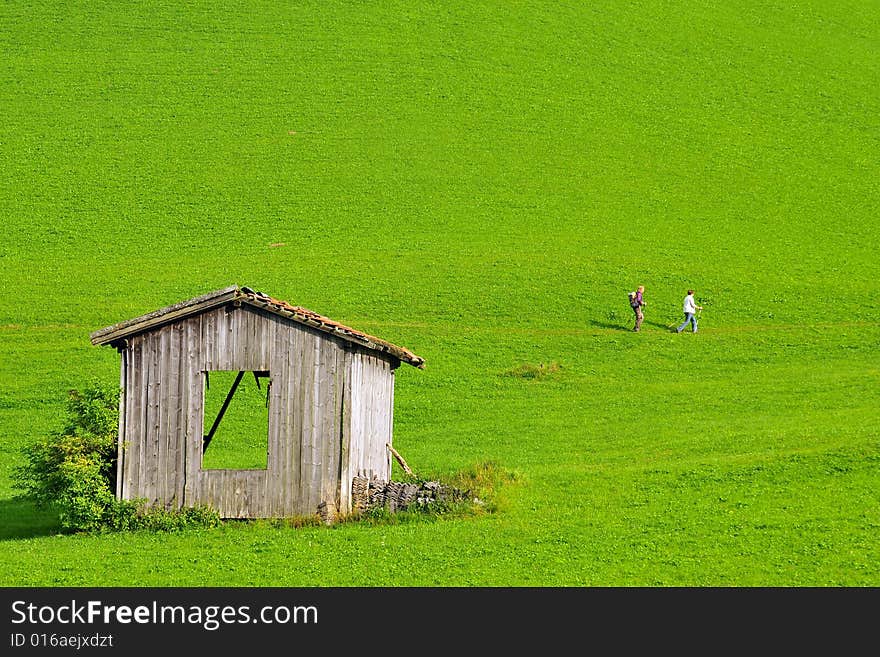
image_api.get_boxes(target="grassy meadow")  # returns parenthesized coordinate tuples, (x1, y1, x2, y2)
(0, 1, 878, 586)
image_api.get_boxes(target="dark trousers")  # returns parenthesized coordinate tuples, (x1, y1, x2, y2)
(632, 306, 643, 331)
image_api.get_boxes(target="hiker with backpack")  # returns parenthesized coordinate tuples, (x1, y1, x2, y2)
(629, 285, 645, 332)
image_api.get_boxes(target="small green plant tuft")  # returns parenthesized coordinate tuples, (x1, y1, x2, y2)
(444, 460, 520, 514)
(503, 362, 562, 380)
(261, 515, 324, 530)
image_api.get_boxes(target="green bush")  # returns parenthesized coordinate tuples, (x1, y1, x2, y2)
(13, 381, 120, 532)
(13, 380, 221, 533)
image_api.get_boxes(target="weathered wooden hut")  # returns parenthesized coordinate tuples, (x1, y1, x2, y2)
(90, 285, 424, 520)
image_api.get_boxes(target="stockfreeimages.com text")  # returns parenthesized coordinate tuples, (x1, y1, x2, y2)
(11, 600, 317, 632)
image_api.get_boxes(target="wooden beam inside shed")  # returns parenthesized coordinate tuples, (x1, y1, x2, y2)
(203, 370, 245, 453)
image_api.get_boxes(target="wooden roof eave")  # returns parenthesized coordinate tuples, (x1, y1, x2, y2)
(89, 286, 239, 347)
(240, 297, 426, 369)
(90, 285, 426, 369)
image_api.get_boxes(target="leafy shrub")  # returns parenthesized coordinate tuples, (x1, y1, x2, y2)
(13, 379, 221, 533)
(13, 381, 120, 532)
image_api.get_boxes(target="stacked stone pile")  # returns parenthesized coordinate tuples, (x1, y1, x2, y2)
(351, 476, 468, 513)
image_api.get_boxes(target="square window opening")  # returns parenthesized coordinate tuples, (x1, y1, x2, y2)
(201, 370, 270, 470)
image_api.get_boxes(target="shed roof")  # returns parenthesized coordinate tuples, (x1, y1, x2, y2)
(90, 285, 425, 369)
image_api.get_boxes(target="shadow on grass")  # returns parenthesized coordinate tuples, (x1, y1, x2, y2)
(644, 320, 675, 331)
(589, 320, 631, 331)
(589, 319, 673, 332)
(0, 498, 62, 541)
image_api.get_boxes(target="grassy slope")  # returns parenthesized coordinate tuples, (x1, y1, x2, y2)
(0, 1, 877, 585)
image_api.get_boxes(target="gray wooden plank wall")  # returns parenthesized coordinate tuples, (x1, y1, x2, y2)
(344, 351, 395, 487)
(118, 304, 396, 519)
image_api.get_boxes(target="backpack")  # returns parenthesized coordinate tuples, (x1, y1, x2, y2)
(628, 291, 639, 308)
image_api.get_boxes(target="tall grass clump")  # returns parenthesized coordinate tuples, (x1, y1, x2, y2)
(503, 362, 562, 380)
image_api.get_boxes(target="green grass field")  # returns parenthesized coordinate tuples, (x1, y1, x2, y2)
(1, 1, 877, 586)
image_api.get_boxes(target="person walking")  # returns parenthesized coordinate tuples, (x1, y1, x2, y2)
(675, 289, 703, 333)
(630, 285, 646, 332)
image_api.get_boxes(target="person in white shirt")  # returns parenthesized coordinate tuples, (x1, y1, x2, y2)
(675, 289, 703, 333)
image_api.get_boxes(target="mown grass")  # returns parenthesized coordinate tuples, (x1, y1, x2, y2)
(0, 1, 877, 586)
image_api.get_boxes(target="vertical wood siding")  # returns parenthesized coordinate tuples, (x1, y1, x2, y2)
(115, 348, 127, 499)
(117, 303, 397, 519)
(343, 352, 395, 492)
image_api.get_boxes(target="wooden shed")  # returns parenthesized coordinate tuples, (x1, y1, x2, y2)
(90, 285, 425, 520)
